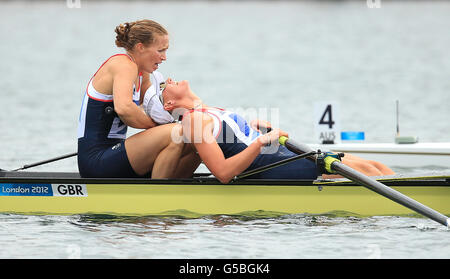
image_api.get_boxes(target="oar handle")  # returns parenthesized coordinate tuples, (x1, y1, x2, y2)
(278, 136, 289, 146)
(279, 136, 316, 161)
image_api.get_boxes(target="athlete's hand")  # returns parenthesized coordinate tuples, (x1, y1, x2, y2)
(258, 128, 288, 146)
(250, 119, 272, 134)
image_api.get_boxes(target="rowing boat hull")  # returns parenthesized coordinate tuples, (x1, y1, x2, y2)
(1, 184, 450, 217)
(1, 172, 449, 217)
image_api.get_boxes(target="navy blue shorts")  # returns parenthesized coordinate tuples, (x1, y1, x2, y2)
(245, 145, 318, 180)
(78, 139, 146, 178)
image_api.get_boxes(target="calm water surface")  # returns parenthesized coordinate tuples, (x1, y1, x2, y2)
(0, 1, 449, 259)
(0, 213, 449, 259)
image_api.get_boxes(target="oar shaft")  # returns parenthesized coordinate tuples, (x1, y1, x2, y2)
(279, 137, 316, 162)
(332, 161, 449, 227)
(13, 152, 78, 171)
(236, 151, 317, 180)
(279, 136, 449, 227)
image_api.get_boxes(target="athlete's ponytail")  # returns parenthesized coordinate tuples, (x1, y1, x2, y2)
(115, 20, 168, 51)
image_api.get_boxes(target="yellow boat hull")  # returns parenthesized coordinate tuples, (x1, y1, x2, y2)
(1, 182, 449, 217)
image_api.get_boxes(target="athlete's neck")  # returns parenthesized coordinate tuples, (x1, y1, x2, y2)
(191, 99, 203, 110)
(126, 52, 143, 73)
(126, 52, 136, 63)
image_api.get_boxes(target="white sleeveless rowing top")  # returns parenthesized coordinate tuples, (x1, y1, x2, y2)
(190, 107, 262, 158)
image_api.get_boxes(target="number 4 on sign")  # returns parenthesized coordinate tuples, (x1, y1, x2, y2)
(314, 102, 341, 144)
(319, 104, 335, 129)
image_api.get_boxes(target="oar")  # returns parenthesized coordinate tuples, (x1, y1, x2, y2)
(235, 151, 317, 180)
(278, 136, 449, 228)
(12, 152, 78, 171)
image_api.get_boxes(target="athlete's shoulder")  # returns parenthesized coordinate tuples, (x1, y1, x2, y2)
(107, 54, 137, 72)
(103, 53, 133, 64)
(181, 110, 214, 143)
(183, 109, 213, 121)
(182, 110, 213, 129)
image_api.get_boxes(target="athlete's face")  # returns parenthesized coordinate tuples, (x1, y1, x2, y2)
(161, 78, 191, 110)
(138, 34, 169, 73)
(163, 78, 189, 99)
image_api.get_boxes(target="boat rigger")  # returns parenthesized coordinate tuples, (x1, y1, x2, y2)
(310, 142, 450, 167)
